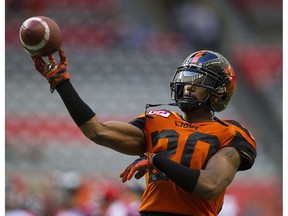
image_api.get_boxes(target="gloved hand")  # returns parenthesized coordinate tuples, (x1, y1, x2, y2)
(120, 152, 155, 183)
(31, 49, 70, 93)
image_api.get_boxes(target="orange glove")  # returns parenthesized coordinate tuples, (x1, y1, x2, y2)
(120, 153, 156, 183)
(31, 49, 70, 93)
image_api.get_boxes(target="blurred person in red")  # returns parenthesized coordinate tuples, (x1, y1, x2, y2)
(97, 184, 141, 216)
(100, 187, 129, 216)
(30, 49, 256, 216)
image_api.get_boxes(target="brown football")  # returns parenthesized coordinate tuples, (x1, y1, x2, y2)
(19, 16, 62, 57)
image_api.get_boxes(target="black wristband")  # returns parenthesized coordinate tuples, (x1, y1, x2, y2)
(56, 80, 95, 127)
(153, 154, 200, 193)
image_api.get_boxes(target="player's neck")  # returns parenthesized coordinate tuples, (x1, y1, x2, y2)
(182, 110, 213, 123)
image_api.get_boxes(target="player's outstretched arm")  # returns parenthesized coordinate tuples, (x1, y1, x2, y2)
(31, 50, 145, 156)
(79, 117, 145, 155)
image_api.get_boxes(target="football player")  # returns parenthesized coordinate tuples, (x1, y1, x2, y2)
(31, 49, 256, 216)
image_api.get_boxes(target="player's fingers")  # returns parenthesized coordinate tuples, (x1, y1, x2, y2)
(31, 55, 42, 64)
(119, 168, 128, 178)
(36, 55, 46, 65)
(31, 56, 38, 67)
(120, 161, 136, 177)
(47, 55, 57, 71)
(59, 49, 67, 65)
(31, 56, 37, 62)
(32, 56, 46, 73)
(126, 159, 148, 179)
(120, 171, 129, 183)
(127, 167, 139, 180)
(48, 55, 56, 65)
(120, 166, 132, 182)
(135, 170, 147, 179)
(121, 175, 128, 183)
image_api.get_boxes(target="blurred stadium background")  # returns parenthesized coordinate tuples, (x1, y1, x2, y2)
(5, 0, 282, 215)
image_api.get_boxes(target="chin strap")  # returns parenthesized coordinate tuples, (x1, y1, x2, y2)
(211, 110, 229, 126)
(177, 91, 212, 112)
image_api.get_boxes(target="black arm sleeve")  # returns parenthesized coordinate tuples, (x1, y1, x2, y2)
(56, 80, 95, 127)
(153, 154, 200, 193)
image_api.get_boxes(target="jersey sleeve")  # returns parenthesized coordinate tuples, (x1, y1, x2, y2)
(225, 120, 257, 171)
(128, 114, 146, 131)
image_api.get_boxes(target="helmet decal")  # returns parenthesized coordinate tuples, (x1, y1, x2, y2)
(191, 50, 208, 64)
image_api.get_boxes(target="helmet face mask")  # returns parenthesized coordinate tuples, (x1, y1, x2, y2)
(170, 50, 236, 112)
